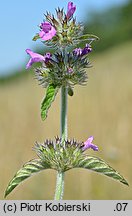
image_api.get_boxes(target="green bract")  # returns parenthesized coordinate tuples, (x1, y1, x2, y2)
(5, 137, 128, 198)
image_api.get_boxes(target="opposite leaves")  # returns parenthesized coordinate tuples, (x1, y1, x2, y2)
(76, 156, 128, 186)
(5, 159, 50, 198)
(41, 84, 59, 121)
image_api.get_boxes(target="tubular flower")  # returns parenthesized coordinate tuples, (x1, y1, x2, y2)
(67, 2, 76, 19)
(82, 136, 98, 151)
(73, 48, 82, 56)
(73, 44, 92, 56)
(26, 49, 51, 69)
(39, 21, 56, 41)
(82, 44, 92, 55)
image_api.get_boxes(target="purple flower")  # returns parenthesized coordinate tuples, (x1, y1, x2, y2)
(44, 53, 52, 64)
(67, 2, 76, 19)
(81, 44, 92, 55)
(73, 44, 92, 57)
(67, 67, 73, 74)
(39, 21, 56, 41)
(26, 49, 51, 69)
(82, 136, 98, 151)
(73, 48, 82, 56)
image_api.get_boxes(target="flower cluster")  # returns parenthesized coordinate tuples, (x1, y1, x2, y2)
(34, 136, 98, 172)
(33, 1, 81, 47)
(26, 2, 98, 90)
(34, 47, 92, 88)
(26, 49, 51, 69)
(26, 1, 98, 162)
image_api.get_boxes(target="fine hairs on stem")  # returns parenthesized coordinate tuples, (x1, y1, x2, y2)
(54, 86, 68, 200)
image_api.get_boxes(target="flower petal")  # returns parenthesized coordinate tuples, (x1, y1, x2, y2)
(39, 22, 56, 41)
(82, 136, 98, 151)
(26, 49, 46, 69)
(26, 59, 33, 69)
(40, 22, 51, 32)
(81, 44, 92, 55)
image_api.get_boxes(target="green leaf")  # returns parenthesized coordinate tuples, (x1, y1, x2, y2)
(5, 159, 50, 197)
(32, 34, 40, 41)
(41, 84, 58, 121)
(76, 156, 129, 186)
(77, 34, 99, 42)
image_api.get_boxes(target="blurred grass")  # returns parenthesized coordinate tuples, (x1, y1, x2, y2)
(0, 41, 132, 199)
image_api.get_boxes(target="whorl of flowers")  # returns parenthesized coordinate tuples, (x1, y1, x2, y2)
(26, 2, 98, 91)
(34, 136, 98, 172)
(25, 0, 99, 172)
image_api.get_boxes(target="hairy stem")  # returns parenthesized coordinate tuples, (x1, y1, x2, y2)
(54, 172, 65, 200)
(61, 85, 68, 142)
(54, 86, 68, 200)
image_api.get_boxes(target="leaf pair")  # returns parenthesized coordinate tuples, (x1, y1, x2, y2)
(5, 156, 128, 198)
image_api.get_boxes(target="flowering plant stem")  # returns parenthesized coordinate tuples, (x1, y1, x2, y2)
(54, 172, 65, 200)
(60, 86, 68, 143)
(54, 86, 68, 200)
(4, 1, 128, 200)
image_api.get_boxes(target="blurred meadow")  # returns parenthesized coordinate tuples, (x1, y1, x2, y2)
(0, 0, 132, 199)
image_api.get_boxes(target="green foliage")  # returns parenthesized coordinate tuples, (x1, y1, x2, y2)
(84, 0, 132, 52)
(41, 84, 59, 121)
(77, 156, 129, 186)
(5, 150, 128, 197)
(5, 159, 50, 197)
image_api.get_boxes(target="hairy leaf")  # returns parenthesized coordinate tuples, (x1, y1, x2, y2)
(76, 156, 129, 186)
(77, 34, 99, 42)
(5, 159, 50, 197)
(41, 84, 58, 121)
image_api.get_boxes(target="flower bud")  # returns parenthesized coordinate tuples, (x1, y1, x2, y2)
(67, 2, 76, 20)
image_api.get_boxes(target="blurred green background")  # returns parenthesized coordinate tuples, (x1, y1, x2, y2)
(0, 0, 132, 199)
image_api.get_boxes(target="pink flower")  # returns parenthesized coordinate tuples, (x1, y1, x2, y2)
(82, 136, 98, 151)
(39, 21, 56, 41)
(67, 2, 76, 19)
(68, 67, 73, 74)
(26, 49, 51, 69)
(73, 44, 92, 56)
